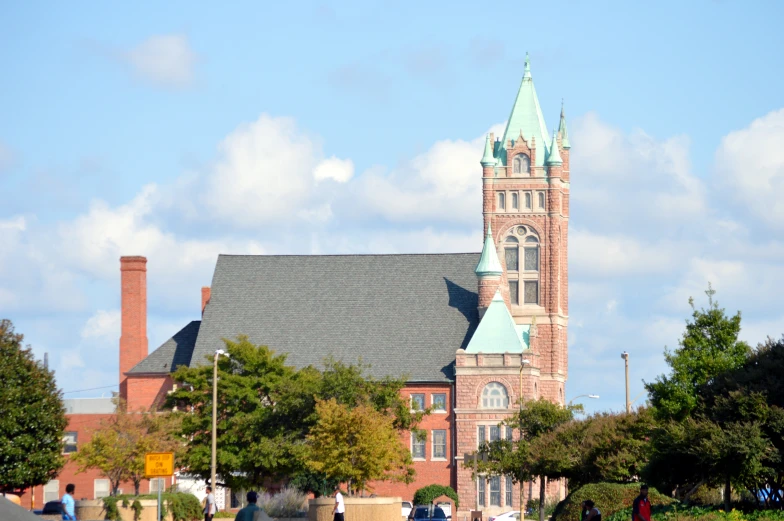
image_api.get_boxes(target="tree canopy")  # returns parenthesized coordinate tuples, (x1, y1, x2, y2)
(166, 336, 425, 492)
(0, 319, 67, 493)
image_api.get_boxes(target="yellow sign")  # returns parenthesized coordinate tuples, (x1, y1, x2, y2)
(144, 452, 174, 478)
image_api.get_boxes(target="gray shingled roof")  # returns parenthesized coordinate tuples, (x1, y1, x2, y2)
(128, 321, 201, 374)
(190, 253, 480, 382)
(0, 497, 41, 521)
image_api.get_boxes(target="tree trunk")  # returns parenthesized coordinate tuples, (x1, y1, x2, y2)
(520, 480, 526, 520)
(539, 476, 546, 521)
(134, 479, 140, 496)
(112, 480, 120, 497)
(724, 475, 731, 512)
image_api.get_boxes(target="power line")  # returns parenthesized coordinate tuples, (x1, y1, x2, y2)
(62, 384, 118, 394)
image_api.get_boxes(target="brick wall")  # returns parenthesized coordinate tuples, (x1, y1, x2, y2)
(369, 383, 453, 501)
(126, 375, 174, 411)
(18, 414, 174, 509)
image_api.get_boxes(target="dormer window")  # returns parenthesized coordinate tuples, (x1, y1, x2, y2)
(513, 154, 531, 175)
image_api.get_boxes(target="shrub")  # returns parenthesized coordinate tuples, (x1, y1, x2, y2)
(102, 492, 202, 521)
(553, 483, 674, 521)
(413, 484, 459, 507)
(528, 498, 560, 520)
(259, 487, 308, 518)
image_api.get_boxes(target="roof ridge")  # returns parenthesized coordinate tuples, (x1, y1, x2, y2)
(217, 252, 482, 258)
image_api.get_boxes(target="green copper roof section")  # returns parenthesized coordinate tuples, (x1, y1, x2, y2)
(475, 225, 503, 276)
(515, 324, 532, 350)
(546, 131, 563, 166)
(466, 290, 526, 353)
(558, 101, 571, 149)
(480, 134, 497, 167)
(498, 53, 550, 167)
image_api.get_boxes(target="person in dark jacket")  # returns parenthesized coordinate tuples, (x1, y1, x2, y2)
(234, 492, 259, 521)
(584, 500, 601, 521)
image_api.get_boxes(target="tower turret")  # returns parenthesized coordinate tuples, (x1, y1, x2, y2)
(475, 224, 503, 316)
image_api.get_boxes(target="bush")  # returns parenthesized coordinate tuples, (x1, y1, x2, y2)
(528, 498, 560, 520)
(102, 492, 202, 521)
(259, 487, 308, 518)
(553, 483, 674, 521)
(413, 484, 459, 507)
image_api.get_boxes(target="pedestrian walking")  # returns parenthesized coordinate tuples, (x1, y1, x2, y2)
(332, 486, 345, 521)
(203, 486, 216, 521)
(61, 484, 76, 521)
(234, 491, 259, 521)
(632, 485, 651, 521)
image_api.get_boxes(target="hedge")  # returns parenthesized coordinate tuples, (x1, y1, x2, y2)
(413, 484, 459, 508)
(102, 492, 202, 521)
(553, 483, 674, 521)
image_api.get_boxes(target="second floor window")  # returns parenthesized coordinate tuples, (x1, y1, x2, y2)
(411, 394, 425, 411)
(412, 432, 426, 459)
(433, 430, 447, 459)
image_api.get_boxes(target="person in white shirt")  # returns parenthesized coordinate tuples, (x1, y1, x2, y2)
(332, 486, 345, 521)
(203, 486, 216, 521)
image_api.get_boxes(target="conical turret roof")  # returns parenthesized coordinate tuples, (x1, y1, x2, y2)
(475, 225, 503, 277)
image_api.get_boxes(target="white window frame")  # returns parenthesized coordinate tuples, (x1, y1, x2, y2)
(44, 480, 59, 503)
(62, 432, 77, 454)
(481, 382, 510, 409)
(411, 432, 426, 460)
(431, 393, 447, 413)
(432, 430, 447, 460)
(477, 478, 486, 507)
(94, 479, 110, 499)
(410, 393, 425, 411)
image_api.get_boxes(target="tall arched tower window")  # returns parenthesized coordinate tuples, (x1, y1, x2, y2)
(513, 154, 531, 175)
(504, 226, 540, 305)
(481, 382, 509, 409)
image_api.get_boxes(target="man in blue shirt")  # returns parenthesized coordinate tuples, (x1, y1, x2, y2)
(61, 483, 76, 520)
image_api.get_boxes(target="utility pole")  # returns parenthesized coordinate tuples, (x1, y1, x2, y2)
(621, 352, 630, 413)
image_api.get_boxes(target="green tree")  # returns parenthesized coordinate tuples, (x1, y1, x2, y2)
(305, 398, 413, 495)
(645, 285, 750, 421)
(475, 399, 579, 521)
(564, 408, 656, 488)
(167, 338, 425, 492)
(72, 400, 183, 495)
(0, 319, 67, 493)
(412, 484, 459, 507)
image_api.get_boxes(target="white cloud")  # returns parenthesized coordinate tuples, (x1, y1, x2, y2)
(314, 157, 354, 183)
(81, 309, 120, 342)
(570, 228, 676, 277)
(715, 108, 784, 229)
(124, 34, 196, 88)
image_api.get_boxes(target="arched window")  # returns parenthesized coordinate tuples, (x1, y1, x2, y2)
(513, 154, 531, 175)
(538, 192, 545, 210)
(504, 226, 540, 306)
(525, 192, 532, 210)
(498, 192, 506, 210)
(481, 382, 509, 409)
(512, 192, 519, 210)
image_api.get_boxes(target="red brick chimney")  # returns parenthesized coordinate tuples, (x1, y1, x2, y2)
(201, 286, 211, 316)
(119, 256, 148, 400)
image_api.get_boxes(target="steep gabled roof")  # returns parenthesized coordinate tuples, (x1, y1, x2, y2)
(465, 290, 525, 353)
(188, 253, 481, 382)
(127, 321, 201, 375)
(498, 53, 550, 167)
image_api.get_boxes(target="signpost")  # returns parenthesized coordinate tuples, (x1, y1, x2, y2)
(145, 453, 174, 521)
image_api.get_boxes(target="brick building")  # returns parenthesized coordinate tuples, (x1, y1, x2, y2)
(27, 54, 570, 519)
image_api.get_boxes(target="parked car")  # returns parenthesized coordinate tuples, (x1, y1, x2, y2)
(436, 501, 452, 519)
(409, 505, 448, 520)
(402, 501, 413, 518)
(40, 501, 63, 515)
(489, 511, 521, 521)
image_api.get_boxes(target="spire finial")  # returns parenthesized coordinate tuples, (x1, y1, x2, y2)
(558, 101, 571, 149)
(475, 224, 503, 277)
(480, 134, 497, 167)
(561, 98, 565, 116)
(546, 130, 563, 166)
(523, 52, 531, 80)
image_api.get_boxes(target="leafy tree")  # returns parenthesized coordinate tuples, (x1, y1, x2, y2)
(72, 399, 182, 495)
(167, 338, 425, 492)
(305, 398, 413, 495)
(0, 319, 67, 493)
(475, 399, 580, 521)
(564, 408, 656, 488)
(645, 285, 750, 422)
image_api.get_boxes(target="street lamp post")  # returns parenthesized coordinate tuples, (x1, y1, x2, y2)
(621, 352, 630, 413)
(211, 349, 229, 490)
(567, 394, 599, 406)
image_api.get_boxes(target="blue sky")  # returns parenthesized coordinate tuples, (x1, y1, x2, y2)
(1, 0, 783, 414)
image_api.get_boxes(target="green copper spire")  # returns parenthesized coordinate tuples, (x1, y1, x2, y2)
(498, 53, 550, 167)
(546, 130, 563, 166)
(475, 225, 503, 277)
(480, 134, 497, 167)
(558, 100, 571, 149)
(466, 290, 526, 353)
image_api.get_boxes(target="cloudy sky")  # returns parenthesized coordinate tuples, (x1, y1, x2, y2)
(1, 1, 783, 414)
